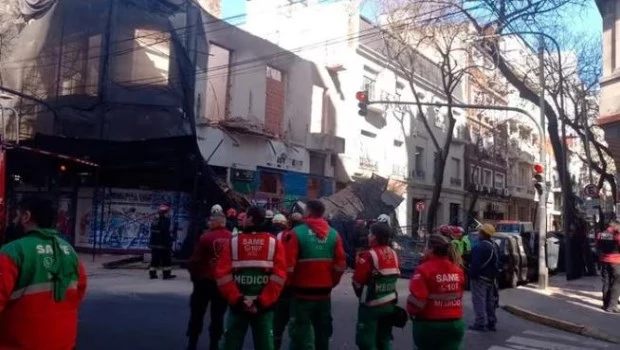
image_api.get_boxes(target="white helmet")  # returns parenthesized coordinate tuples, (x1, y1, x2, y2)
(273, 214, 287, 224)
(211, 204, 223, 215)
(377, 214, 391, 227)
(265, 210, 275, 219)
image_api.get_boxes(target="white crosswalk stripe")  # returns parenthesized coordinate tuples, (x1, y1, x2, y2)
(487, 329, 612, 350)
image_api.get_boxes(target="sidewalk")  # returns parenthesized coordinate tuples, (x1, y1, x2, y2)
(500, 274, 620, 343)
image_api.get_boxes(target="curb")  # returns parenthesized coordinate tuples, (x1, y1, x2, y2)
(502, 305, 620, 344)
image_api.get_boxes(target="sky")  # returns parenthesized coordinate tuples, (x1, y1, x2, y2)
(220, 0, 603, 47)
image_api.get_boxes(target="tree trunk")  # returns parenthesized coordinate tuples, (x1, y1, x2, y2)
(426, 151, 449, 231)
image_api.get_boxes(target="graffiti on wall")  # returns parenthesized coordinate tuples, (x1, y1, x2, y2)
(74, 188, 191, 251)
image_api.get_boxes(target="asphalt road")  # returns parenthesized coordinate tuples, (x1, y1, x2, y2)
(76, 269, 619, 350)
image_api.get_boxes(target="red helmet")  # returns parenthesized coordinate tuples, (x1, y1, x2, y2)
(226, 208, 237, 218)
(450, 226, 463, 239)
(438, 225, 452, 235)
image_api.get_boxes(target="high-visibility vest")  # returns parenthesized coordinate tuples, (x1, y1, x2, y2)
(361, 246, 400, 307)
(230, 233, 277, 298)
(291, 224, 339, 289)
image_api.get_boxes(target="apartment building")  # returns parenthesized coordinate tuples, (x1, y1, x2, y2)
(597, 1, 620, 170)
(242, 0, 466, 229)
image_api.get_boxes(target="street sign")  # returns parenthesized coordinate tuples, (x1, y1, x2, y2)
(416, 201, 425, 212)
(584, 184, 599, 198)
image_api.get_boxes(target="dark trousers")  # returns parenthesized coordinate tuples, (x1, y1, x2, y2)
(187, 279, 227, 350)
(601, 263, 620, 310)
(273, 288, 292, 350)
(471, 279, 497, 328)
(150, 248, 172, 272)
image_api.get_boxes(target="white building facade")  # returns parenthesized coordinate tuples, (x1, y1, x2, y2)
(242, 1, 467, 230)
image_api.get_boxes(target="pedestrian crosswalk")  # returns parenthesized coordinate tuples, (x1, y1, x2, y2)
(487, 330, 613, 350)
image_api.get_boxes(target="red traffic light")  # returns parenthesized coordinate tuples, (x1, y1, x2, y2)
(355, 91, 368, 102)
(532, 164, 544, 174)
(59, 164, 67, 172)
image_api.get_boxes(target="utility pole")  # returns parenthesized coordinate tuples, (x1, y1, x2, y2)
(537, 37, 549, 290)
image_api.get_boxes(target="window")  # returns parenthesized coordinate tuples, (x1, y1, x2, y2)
(362, 76, 376, 100)
(494, 172, 505, 189)
(415, 147, 424, 172)
(310, 85, 325, 133)
(449, 203, 460, 226)
(58, 34, 102, 96)
(470, 165, 480, 184)
(483, 169, 493, 187)
(361, 130, 377, 138)
(206, 43, 231, 121)
(113, 28, 171, 86)
(451, 157, 461, 179)
(266, 66, 282, 81)
(393, 140, 403, 147)
(259, 171, 282, 194)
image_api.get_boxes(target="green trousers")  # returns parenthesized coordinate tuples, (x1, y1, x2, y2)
(288, 297, 333, 350)
(411, 318, 465, 350)
(273, 289, 292, 349)
(355, 304, 394, 350)
(220, 308, 274, 350)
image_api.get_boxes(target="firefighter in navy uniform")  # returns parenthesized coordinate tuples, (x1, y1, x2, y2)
(149, 205, 176, 280)
(215, 206, 287, 350)
(596, 220, 620, 312)
(352, 223, 400, 350)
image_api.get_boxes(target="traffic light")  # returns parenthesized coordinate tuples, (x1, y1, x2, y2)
(532, 163, 544, 196)
(356, 91, 368, 116)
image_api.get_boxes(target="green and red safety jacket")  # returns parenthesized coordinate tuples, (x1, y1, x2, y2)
(0, 228, 88, 350)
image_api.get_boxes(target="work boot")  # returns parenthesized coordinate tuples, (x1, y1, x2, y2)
(163, 270, 177, 280)
(487, 324, 497, 332)
(149, 270, 158, 279)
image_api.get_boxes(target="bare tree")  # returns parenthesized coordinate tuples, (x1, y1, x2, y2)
(389, 0, 596, 277)
(379, 3, 481, 230)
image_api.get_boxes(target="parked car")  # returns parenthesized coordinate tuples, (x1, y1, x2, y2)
(391, 234, 424, 279)
(468, 231, 529, 288)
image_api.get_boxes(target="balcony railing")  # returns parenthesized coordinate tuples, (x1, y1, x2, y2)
(359, 156, 378, 171)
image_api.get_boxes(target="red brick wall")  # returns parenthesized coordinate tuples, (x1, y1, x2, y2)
(265, 69, 284, 136)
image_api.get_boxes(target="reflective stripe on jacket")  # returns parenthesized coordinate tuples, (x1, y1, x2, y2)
(353, 245, 400, 307)
(214, 232, 287, 308)
(407, 255, 464, 320)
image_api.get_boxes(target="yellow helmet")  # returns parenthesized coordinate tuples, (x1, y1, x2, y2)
(479, 223, 496, 236)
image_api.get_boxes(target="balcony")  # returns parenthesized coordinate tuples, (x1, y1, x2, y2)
(392, 164, 407, 178)
(450, 177, 462, 186)
(359, 156, 378, 171)
(306, 133, 345, 154)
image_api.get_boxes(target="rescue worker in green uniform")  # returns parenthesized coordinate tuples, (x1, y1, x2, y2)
(285, 200, 348, 349)
(352, 223, 400, 350)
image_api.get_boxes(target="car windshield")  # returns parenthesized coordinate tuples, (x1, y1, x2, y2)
(496, 223, 520, 233)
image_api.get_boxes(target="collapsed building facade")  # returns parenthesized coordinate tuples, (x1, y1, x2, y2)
(0, 0, 214, 255)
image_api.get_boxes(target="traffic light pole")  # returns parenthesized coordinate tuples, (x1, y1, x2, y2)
(537, 39, 549, 290)
(368, 98, 549, 290)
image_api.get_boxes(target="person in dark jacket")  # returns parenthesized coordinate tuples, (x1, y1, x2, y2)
(149, 205, 176, 280)
(469, 224, 499, 332)
(225, 208, 238, 232)
(186, 211, 231, 350)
